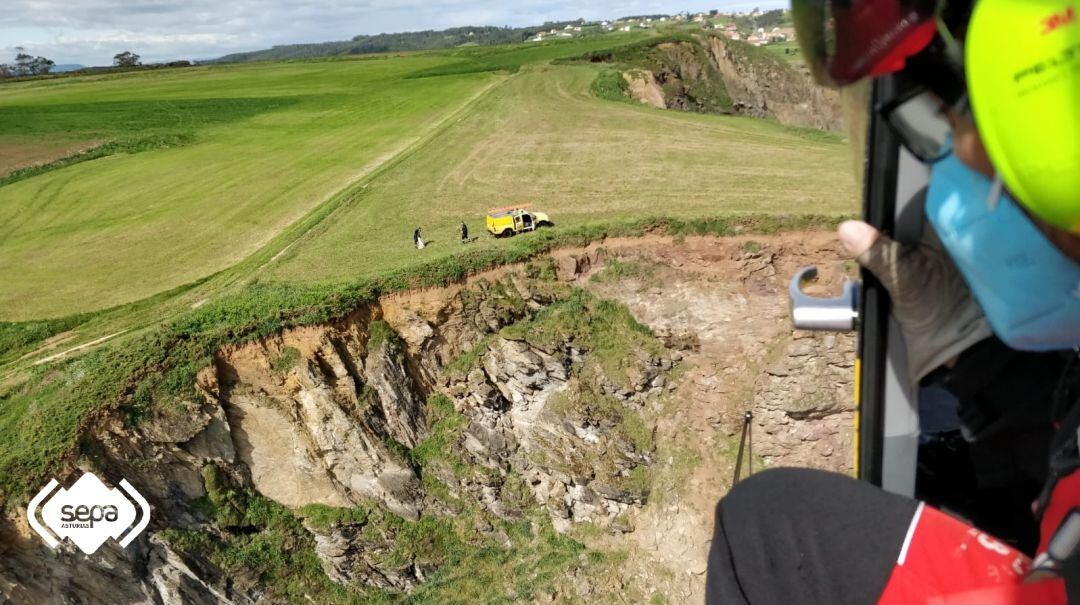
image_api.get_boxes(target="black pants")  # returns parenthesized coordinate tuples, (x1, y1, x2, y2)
(706, 468, 918, 605)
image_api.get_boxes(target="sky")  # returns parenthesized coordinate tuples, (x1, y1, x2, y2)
(0, 0, 785, 67)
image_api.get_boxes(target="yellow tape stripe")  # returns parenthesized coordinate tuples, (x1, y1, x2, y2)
(853, 357, 861, 478)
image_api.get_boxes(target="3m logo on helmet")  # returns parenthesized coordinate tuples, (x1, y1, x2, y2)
(1041, 5, 1075, 35)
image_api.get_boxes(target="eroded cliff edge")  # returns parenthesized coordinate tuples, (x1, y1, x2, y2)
(2, 232, 854, 604)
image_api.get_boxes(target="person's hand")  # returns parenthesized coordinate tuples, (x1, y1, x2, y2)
(838, 220, 880, 257)
(834, 219, 989, 380)
(835, 219, 928, 308)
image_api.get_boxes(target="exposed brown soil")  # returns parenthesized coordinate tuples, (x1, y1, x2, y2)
(0, 138, 103, 177)
(623, 70, 667, 109)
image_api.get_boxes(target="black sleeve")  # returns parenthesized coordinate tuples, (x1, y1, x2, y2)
(707, 468, 918, 605)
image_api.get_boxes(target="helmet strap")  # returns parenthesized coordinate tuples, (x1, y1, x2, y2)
(987, 173, 1004, 212)
(933, 0, 965, 72)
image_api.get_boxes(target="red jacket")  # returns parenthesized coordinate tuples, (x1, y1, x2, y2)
(878, 500, 1068, 604)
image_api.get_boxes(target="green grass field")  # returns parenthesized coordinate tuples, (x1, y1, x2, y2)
(0, 31, 852, 322)
(0, 37, 647, 320)
(268, 64, 854, 284)
(759, 40, 805, 65)
(0, 58, 500, 319)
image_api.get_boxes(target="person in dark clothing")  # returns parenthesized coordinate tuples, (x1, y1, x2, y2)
(707, 469, 918, 605)
(707, 467, 1065, 604)
(707, 343, 1076, 604)
(460, 222, 468, 244)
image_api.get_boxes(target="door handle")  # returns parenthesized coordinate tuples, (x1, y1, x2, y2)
(789, 266, 860, 331)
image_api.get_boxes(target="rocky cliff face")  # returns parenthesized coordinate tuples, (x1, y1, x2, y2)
(621, 41, 733, 114)
(444, 327, 672, 533)
(2, 269, 679, 603)
(0, 512, 245, 605)
(616, 36, 843, 132)
(704, 36, 843, 132)
(2, 234, 857, 604)
(212, 319, 425, 520)
(755, 331, 855, 467)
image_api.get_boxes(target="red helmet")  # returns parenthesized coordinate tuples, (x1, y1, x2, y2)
(792, 0, 940, 87)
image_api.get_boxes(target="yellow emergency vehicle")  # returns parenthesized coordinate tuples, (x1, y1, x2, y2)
(485, 205, 552, 237)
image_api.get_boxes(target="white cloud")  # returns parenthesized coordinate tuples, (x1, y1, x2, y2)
(0, 0, 784, 66)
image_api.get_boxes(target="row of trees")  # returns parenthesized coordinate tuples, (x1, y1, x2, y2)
(0, 49, 142, 78)
(0, 47, 54, 77)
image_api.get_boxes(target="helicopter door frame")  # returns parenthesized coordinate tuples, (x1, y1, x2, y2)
(786, 76, 931, 496)
(858, 76, 927, 497)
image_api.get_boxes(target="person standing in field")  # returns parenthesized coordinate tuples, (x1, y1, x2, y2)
(460, 221, 469, 244)
(413, 227, 424, 250)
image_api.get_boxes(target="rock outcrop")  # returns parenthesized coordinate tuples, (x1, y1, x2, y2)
(443, 328, 671, 532)
(0, 513, 250, 605)
(617, 40, 732, 115)
(614, 36, 843, 132)
(217, 322, 425, 520)
(3, 271, 678, 603)
(705, 36, 843, 132)
(306, 520, 427, 591)
(623, 70, 666, 109)
(2, 235, 859, 604)
(754, 331, 856, 469)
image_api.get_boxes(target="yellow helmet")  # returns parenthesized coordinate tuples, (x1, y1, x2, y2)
(966, 0, 1080, 233)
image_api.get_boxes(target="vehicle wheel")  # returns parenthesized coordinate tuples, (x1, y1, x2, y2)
(500, 229, 513, 238)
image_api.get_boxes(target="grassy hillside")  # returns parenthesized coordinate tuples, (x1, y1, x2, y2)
(0, 36, 647, 320)
(215, 22, 589, 63)
(268, 64, 854, 283)
(0, 58, 496, 319)
(0, 30, 857, 354)
(0, 30, 856, 368)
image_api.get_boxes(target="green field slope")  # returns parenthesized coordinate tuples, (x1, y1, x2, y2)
(0, 29, 855, 330)
(0, 58, 499, 319)
(268, 64, 855, 284)
(0, 36, 651, 321)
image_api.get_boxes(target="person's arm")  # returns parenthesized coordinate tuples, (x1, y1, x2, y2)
(878, 503, 1066, 604)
